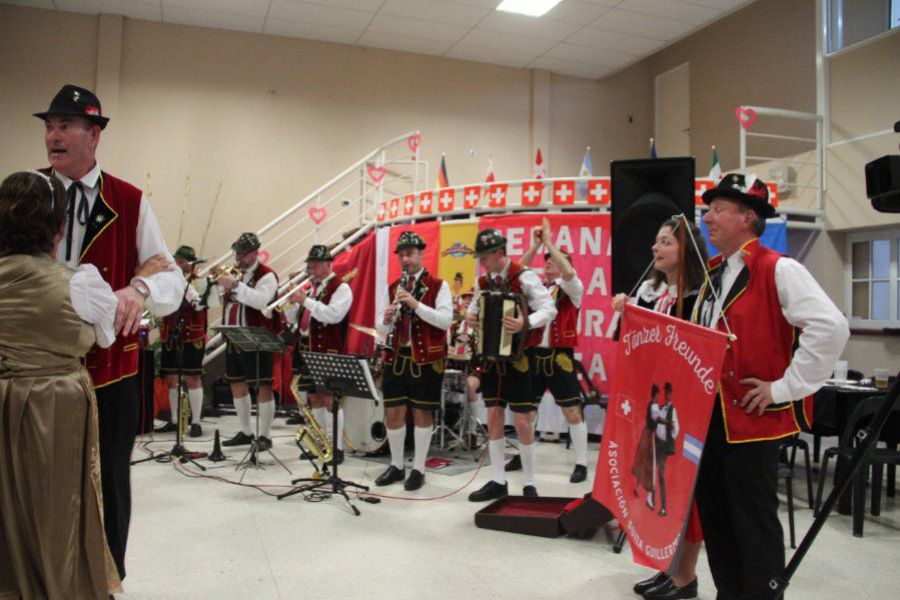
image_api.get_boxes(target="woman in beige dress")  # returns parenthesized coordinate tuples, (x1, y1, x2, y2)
(0, 171, 121, 599)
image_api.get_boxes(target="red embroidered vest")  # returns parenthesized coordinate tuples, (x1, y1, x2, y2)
(702, 239, 812, 443)
(386, 271, 447, 364)
(309, 277, 348, 354)
(160, 287, 208, 344)
(245, 263, 282, 335)
(549, 283, 578, 348)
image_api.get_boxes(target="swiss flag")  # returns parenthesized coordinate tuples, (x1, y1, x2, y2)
(376, 201, 387, 222)
(389, 197, 400, 219)
(521, 181, 543, 206)
(463, 185, 481, 209)
(402, 193, 416, 216)
(418, 191, 434, 215)
(488, 183, 508, 208)
(766, 182, 779, 207)
(552, 180, 576, 206)
(438, 188, 455, 212)
(587, 178, 610, 205)
(694, 178, 715, 206)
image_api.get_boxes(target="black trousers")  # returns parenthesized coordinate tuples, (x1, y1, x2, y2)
(96, 375, 140, 580)
(695, 406, 784, 600)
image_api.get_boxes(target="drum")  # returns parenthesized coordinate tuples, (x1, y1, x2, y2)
(342, 395, 387, 455)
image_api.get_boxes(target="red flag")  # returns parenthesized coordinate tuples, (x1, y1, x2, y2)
(376, 201, 387, 222)
(694, 179, 715, 206)
(463, 185, 482, 209)
(484, 157, 496, 183)
(388, 197, 400, 219)
(586, 178, 610, 205)
(593, 305, 728, 572)
(487, 183, 508, 207)
(402, 193, 416, 216)
(534, 148, 547, 179)
(418, 191, 434, 215)
(437, 154, 449, 189)
(521, 181, 543, 206)
(552, 180, 575, 205)
(332, 233, 378, 355)
(438, 188, 455, 212)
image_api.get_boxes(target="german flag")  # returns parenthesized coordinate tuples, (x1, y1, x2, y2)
(437, 153, 449, 188)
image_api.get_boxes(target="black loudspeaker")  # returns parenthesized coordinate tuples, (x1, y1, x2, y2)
(865, 155, 900, 213)
(611, 157, 696, 295)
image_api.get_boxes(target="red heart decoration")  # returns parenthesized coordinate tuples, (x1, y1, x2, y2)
(368, 165, 387, 184)
(735, 106, 757, 130)
(407, 134, 421, 153)
(258, 250, 270, 264)
(309, 206, 327, 225)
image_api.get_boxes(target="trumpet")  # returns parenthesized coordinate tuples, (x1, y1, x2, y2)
(209, 262, 242, 280)
(274, 272, 336, 313)
(290, 375, 333, 470)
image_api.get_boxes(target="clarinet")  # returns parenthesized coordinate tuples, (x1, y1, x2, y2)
(381, 268, 410, 363)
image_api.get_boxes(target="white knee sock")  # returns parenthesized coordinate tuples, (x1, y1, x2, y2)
(168, 389, 178, 425)
(412, 426, 433, 473)
(188, 388, 203, 425)
(571, 421, 588, 466)
(489, 438, 506, 485)
(259, 401, 275, 438)
(234, 394, 252, 435)
(336, 408, 344, 451)
(520, 442, 536, 486)
(387, 426, 406, 469)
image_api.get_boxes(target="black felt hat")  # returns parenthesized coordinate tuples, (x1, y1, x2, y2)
(34, 84, 110, 130)
(306, 244, 333, 262)
(395, 231, 426, 253)
(474, 228, 506, 257)
(231, 232, 261, 253)
(701, 173, 775, 218)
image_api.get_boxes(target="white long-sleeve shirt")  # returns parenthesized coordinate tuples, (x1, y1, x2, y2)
(53, 163, 183, 317)
(705, 251, 850, 405)
(286, 279, 353, 335)
(219, 261, 278, 326)
(376, 268, 454, 340)
(69, 263, 118, 348)
(539, 275, 584, 348)
(466, 259, 557, 331)
(651, 402, 679, 441)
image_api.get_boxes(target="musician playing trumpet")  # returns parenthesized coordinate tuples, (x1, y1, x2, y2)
(466, 228, 556, 502)
(217, 232, 281, 451)
(284, 244, 352, 465)
(375, 231, 453, 491)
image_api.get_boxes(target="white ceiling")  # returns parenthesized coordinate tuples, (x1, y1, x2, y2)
(6, 0, 756, 79)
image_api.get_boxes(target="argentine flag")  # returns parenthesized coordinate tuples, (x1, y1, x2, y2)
(682, 433, 704, 465)
(578, 146, 593, 196)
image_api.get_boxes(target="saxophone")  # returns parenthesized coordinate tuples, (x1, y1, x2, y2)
(290, 374, 333, 465)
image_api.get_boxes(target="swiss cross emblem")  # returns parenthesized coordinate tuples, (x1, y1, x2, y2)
(766, 182, 779, 207)
(438, 189, 455, 212)
(389, 197, 400, 218)
(418, 191, 433, 214)
(620, 399, 631, 416)
(695, 179, 714, 205)
(463, 185, 481, 209)
(552, 180, 575, 205)
(377, 202, 386, 222)
(403, 194, 415, 216)
(521, 181, 543, 206)
(586, 179, 609, 205)
(488, 183, 508, 207)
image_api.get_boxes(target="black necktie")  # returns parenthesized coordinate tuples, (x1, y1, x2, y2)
(65, 181, 87, 261)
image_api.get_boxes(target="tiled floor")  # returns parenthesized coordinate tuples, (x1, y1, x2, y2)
(122, 416, 898, 599)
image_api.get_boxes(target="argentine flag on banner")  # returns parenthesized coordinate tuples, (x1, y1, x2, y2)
(682, 433, 704, 465)
(578, 146, 593, 197)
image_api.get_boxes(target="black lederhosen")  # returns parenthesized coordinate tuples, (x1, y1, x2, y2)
(160, 338, 206, 375)
(225, 343, 273, 384)
(479, 348, 537, 413)
(530, 347, 582, 408)
(382, 347, 444, 410)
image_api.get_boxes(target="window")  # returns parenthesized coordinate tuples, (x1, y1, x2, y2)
(827, 0, 900, 53)
(846, 230, 900, 329)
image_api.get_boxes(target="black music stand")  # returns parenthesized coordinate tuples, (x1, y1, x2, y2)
(276, 352, 378, 515)
(214, 326, 290, 481)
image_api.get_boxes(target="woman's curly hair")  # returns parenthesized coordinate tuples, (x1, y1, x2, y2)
(0, 171, 67, 258)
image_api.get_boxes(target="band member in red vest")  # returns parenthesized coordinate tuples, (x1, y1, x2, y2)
(466, 229, 556, 501)
(504, 218, 589, 483)
(156, 245, 215, 438)
(694, 174, 848, 599)
(375, 231, 453, 491)
(35, 84, 183, 580)
(218, 232, 281, 452)
(285, 244, 352, 464)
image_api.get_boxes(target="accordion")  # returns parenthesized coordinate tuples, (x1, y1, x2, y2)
(476, 291, 528, 362)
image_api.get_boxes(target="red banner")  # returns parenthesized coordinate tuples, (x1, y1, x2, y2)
(332, 233, 378, 355)
(478, 213, 613, 393)
(593, 305, 727, 571)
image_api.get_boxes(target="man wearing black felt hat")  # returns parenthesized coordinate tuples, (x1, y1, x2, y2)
(691, 173, 849, 600)
(34, 83, 184, 581)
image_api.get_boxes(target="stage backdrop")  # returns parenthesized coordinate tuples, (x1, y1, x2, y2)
(593, 304, 728, 572)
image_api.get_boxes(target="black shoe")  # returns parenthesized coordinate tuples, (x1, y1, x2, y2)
(375, 465, 405, 486)
(404, 469, 425, 491)
(644, 578, 697, 600)
(329, 449, 344, 466)
(468, 480, 508, 502)
(285, 412, 303, 425)
(154, 422, 176, 434)
(222, 431, 254, 447)
(633, 571, 669, 595)
(570, 464, 588, 483)
(505, 454, 522, 471)
(523, 485, 538, 497)
(189, 423, 202, 438)
(257, 436, 272, 451)
(658, 507, 667, 517)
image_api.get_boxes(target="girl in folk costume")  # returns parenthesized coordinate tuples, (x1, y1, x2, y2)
(612, 216, 708, 600)
(0, 171, 122, 599)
